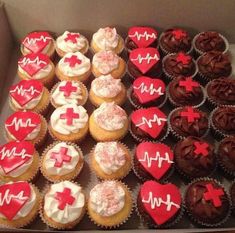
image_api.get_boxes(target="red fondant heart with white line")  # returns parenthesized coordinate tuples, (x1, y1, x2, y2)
(5, 111, 41, 141)
(131, 107, 167, 139)
(128, 27, 158, 48)
(140, 181, 181, 225)
(9, 80, 43, 107)
(0, 141, 34, 174)
(136, 142, 174, 180)
(130, 47, 160, 74)
(0, 181, 31, 220)
(133, 76, 165, 104)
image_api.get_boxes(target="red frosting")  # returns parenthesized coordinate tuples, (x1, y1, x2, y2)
(133, 76, 165, 104)
(176, 52, 191, 65)
(64, 33, 80, 43)
(130, 47, 160, 74)
(140, 181, 181, 225)
(50, 146, 72, 168)
(59, 81, 78, 97)
(18, 53, 50, 76)
(64, 55, 82, 68)
(180, 107, 200, 123)
(136, 142, 174, 180)
(5, 111, 41, 141)
(0, 181, 31, 220)
(22, 31, 52, 53)
(203, 184, 224, 207)
(172, 29, 187, 40)
(179, 77, 199, 92)
(128, 27, 158, 48)
(55, 187, 75, 210)
(9, 80, 43, 107)
(60, 108, 79, 125)
(131, 107, 167, 138)
(193, 141, 209, 156)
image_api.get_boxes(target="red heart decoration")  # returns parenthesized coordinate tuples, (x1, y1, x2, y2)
(129, 47, 160, 74)
(128, 27, 158, 48)
(133, 76, 165, 104)
(0, 181, 31, 220)
(9, 80, 43, 107)
(136, 142, 174, 180)
(140, 181, 181, 225)
(18, 53, 49, 76)
(0, 141, 34, 174)
(5, 111, 41, 141)
(22, 31, 52, 53)
(131, 107, 167, 139)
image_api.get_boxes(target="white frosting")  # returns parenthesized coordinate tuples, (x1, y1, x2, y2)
(44, 181, 85, 224)
(56, 31, 88, 53)
(92, 27, 119, 51)
(93, 102, 127, 131)
(92, 50, 119, 74)
(94, 142, 126, 174)
(58, 52, 91, 76)
(50, 104, 88, 135)
(89, 181, 125, 217)
(91, 75, 122, 98)
(44, 142, 82, 176)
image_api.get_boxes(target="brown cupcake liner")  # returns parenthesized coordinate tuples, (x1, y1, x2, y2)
(229, 180, 235, 216)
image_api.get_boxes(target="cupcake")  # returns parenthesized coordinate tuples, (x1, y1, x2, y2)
(206, 77, 235, 108)
(125, 26, 158, 52)
(55, 51, 91, 83)
(90, 141, 132, 180)
(55, 31, 89, 57)
(89, 102, 128, 141)
(133, 142, 174, 181)
(0, 141, 39, 182)
(9, 80, 50, 114)
(174, 136, 216, 180)
(89, 74, 126, 107)
(17, 53, 55, 88)
(92, 50, 126, 79)
(169, 106, 209, 140)
(41, 141, 84, 182)
(0, 181, 40, 228)
(168, 76, 205, 107)
(90, 27, 124, 54)
(88, 180, 132, 228)
(159, 28, 192, 55)
(49, 104, 89, 143)
(230, 182, 235, 216)
(4, 111, 47, 147)
(130, 107, 168, 142)
(193, 31, 228, 55)
(50, 80, 88, 108)
(185, 178, 231, 227)
(129, 76, 166, 109)
(21, 31, 55, 58)
(40, 181, 86, 229)
(128, 47, 161, 80)
(137, 181, 183, 228)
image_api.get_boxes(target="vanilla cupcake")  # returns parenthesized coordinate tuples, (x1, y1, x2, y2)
(89, 102, 128, 141)
(89, 75, 126, 107)
(56, 52, 91, 83)
(50, 80, 88, 108)
(91, 27, 124, 54)
(92, 50, 126, 79)
(55, 31, 89, 57)
(49, 104, 89, 142)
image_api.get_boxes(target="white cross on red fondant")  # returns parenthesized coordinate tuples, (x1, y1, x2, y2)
(60, 108, 79, 125)
(55, 187, 75, 210)
(50, 146, 72, 167)
(64, 55, 82, 67)
(59, 82, 77, 97)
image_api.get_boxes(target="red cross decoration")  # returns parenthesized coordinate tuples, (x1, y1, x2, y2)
(55, 188, 75, 210)
(64, 33, 80, 43)
(180, 107, 200, 123)
(193, 141, 209, 156)
(50, 147, 72, 167)
(64, 55, 82, 67)
(59, 82, 77, 97)
(176, 52, 191, 65)
(179, 77, 199, 92)
(172, 29, 186, 40)
(203, 184, 224, 207)
(60, 108, 79, 125)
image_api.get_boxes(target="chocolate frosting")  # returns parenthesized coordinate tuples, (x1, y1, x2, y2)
(207, 78, 235, 105)
(174, 136, 216, 178)
(197, 51, 232, 79)
(125, 37, 158, 51)
(230, 183, 235, 214)
(185, 180, 230, 224)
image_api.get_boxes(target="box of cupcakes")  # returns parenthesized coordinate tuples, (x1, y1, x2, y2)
(0, 0, 235, 232)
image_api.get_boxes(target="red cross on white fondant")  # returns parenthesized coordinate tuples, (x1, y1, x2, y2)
(55, 188, 75, 210)
(60, 108, 79, 125)
(50, 146, 72, 167)
(59, 82, 77, 97)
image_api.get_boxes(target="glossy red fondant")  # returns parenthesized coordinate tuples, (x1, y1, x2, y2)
(64, 55, 82, 68)
(60, 108, 79, 126)
(193, 142, 209, 156)
(179, 77, 199, 92)
(180, 107, 200, 123)
(55, 187, 75, 210)
(59, 81, 77, 97)
(203, 183, 224, 207)
(50, 146, 72, 168)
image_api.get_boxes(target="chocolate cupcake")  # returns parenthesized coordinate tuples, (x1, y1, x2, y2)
(168, 76, 205, 107)
(230, 182, 235, 216)
(185, 178, 231, 227)
(159, 28, 192, 55)
(169, 106, 209, 140)
(174, 136, 216, 180)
